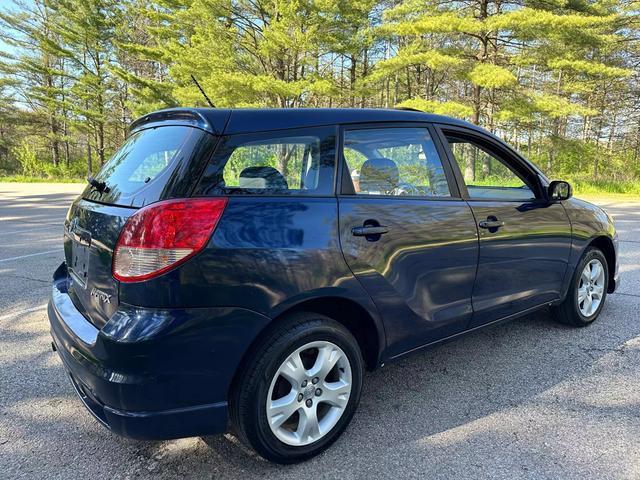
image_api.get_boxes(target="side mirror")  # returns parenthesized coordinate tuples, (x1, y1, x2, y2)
(548, 180, 572, 201)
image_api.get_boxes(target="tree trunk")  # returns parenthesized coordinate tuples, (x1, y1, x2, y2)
(464, 144, 475, 182)
(360, 48, 368, 108)
(87, 140, 93, 175)
(594, 119, 603, 180)
(51, 117, 60, 167)
(98, 121, 105, 166)
(474, 0, 489, 177)
(349, 54, 357, 107)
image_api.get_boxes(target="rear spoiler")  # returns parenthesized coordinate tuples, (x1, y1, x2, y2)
(129, 108, 231, 135)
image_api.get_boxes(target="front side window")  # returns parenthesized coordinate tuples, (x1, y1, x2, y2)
(195, 127, 336, 196)
(342, 127, 451, 197)
(446, 135, 536, 201)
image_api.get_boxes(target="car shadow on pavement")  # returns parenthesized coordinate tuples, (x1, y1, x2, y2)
(2, 291, 639, 478)
(0, 192, 79, 226)
(129, 298, 640, 477)
(2, 189, 639, 478)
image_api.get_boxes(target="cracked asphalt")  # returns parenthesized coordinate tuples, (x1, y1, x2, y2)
(1, 183, 639, 479)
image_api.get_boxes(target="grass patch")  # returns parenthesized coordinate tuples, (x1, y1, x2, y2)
(568, 178, 640, 196)
(468, 175, 640, 198)
(1, 175, 639, 199)
(0, 175, 85, 184)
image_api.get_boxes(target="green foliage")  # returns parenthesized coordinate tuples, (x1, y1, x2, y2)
(13, 141, 40, 177)
(368, 48, 462, 82)
(396, 98, 473, 118)
(547, 59, 632, 78)
(529, 92, 598, 118)
(486, 8, 616, 36)
(11, 140, 86, 178)
(0, 0, 637, 193)
(381, 12, 484, 35)
(468, 64, 517, 89)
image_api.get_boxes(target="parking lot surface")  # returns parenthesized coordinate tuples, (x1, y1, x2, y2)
(1, 183, 639, 479)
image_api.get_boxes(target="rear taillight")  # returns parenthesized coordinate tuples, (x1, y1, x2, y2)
(113, 197, 228, 282)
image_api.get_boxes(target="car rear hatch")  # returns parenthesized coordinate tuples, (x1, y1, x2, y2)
(64, 112, 223, 328)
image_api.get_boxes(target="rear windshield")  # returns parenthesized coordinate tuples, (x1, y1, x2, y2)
(82, 126, 215, 207)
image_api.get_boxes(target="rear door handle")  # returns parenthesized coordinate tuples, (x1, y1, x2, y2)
(478, 217, 505, 230)
(352, 226, 389, 236)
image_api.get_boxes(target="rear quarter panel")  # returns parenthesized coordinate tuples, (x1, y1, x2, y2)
(119, 196, 382, 335)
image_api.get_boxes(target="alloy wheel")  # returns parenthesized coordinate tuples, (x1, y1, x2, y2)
(577, 259, 605, 317)
(266, 340, 352, 446)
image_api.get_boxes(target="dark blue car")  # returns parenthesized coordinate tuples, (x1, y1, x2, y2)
(48, 108, 619, 463)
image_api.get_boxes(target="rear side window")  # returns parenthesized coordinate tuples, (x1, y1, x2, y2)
(194, 127, 336, 196)
(83, 126, 215, 207)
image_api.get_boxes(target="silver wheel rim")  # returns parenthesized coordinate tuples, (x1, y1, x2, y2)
(578, 259, 605, 317)
(266, 340, 352, 446)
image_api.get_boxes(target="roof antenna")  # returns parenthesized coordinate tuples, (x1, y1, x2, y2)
(190, 75, 215, 108)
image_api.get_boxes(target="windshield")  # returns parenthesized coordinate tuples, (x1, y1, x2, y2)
(82, 126, 214, 207)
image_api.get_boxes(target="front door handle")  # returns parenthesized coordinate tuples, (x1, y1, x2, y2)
(478, 216, 505, 230)
(352, 226, 389, 236)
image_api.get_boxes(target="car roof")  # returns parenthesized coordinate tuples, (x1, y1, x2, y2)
(129, 107, 478, 136)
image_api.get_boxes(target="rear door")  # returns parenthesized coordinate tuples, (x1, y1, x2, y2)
(436, 124, 572, 328)
(337, 123, 479, 358)
(65, 125, 217, 328)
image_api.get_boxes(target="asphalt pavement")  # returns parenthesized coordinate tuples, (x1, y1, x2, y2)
(1, 183, 639, 479)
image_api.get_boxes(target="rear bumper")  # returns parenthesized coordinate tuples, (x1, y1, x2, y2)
(48, 262, 271, 440)
(54, 341, 229, 440)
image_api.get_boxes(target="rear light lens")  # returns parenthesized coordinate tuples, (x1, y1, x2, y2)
(113, 197, 228, 282)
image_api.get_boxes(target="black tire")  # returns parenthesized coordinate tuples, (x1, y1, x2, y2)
(553, 247, 609, 327)
(229, 312, 364, 464)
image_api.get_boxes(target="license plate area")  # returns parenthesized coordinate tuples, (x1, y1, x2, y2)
(68, 230, 92, 289)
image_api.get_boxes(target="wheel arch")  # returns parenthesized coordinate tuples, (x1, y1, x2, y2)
(588, 235, 617, 293)
(280, 296, 384, 371)
(228, 295, 384, 400)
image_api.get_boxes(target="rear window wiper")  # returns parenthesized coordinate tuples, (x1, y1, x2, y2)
(87, 176, 110, 194)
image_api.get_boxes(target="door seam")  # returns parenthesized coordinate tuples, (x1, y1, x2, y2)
(464, 200, 481, 329)
(335, 196, 389, 352)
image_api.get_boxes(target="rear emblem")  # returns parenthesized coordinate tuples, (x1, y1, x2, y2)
(91, 287, 112, 304)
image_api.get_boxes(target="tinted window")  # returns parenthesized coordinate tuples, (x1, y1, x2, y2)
(342, 128, 450, 197)
(83, 126, 214, 207)
(446, 135, 535, 200)
(194, 127, 336, 196)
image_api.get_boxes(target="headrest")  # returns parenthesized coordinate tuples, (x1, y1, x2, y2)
(238, 166, 288, 190)
(359, 158, 399, 194)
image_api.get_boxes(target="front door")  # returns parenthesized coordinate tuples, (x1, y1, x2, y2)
(437, 125, 572, 328)
(337, 124, 479, 358)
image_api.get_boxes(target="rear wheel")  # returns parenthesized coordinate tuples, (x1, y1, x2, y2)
(230, 312, 364, 464)
(553, 247, 608, 327)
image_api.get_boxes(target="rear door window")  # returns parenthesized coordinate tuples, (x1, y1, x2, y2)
(193, 127, 336, 196)
(342, 127, 451, 197)
(83, 126, 215, 207)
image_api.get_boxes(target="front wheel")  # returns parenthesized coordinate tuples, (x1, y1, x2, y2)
(553, 247, 608, 327)
(230, 312, 364, 464)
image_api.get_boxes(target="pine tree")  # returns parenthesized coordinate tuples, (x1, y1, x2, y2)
(50, 0, 118, 169)
(0, 0, 638, 184)
(0, 0, 68, 167)
(377, 0, 629, 180)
